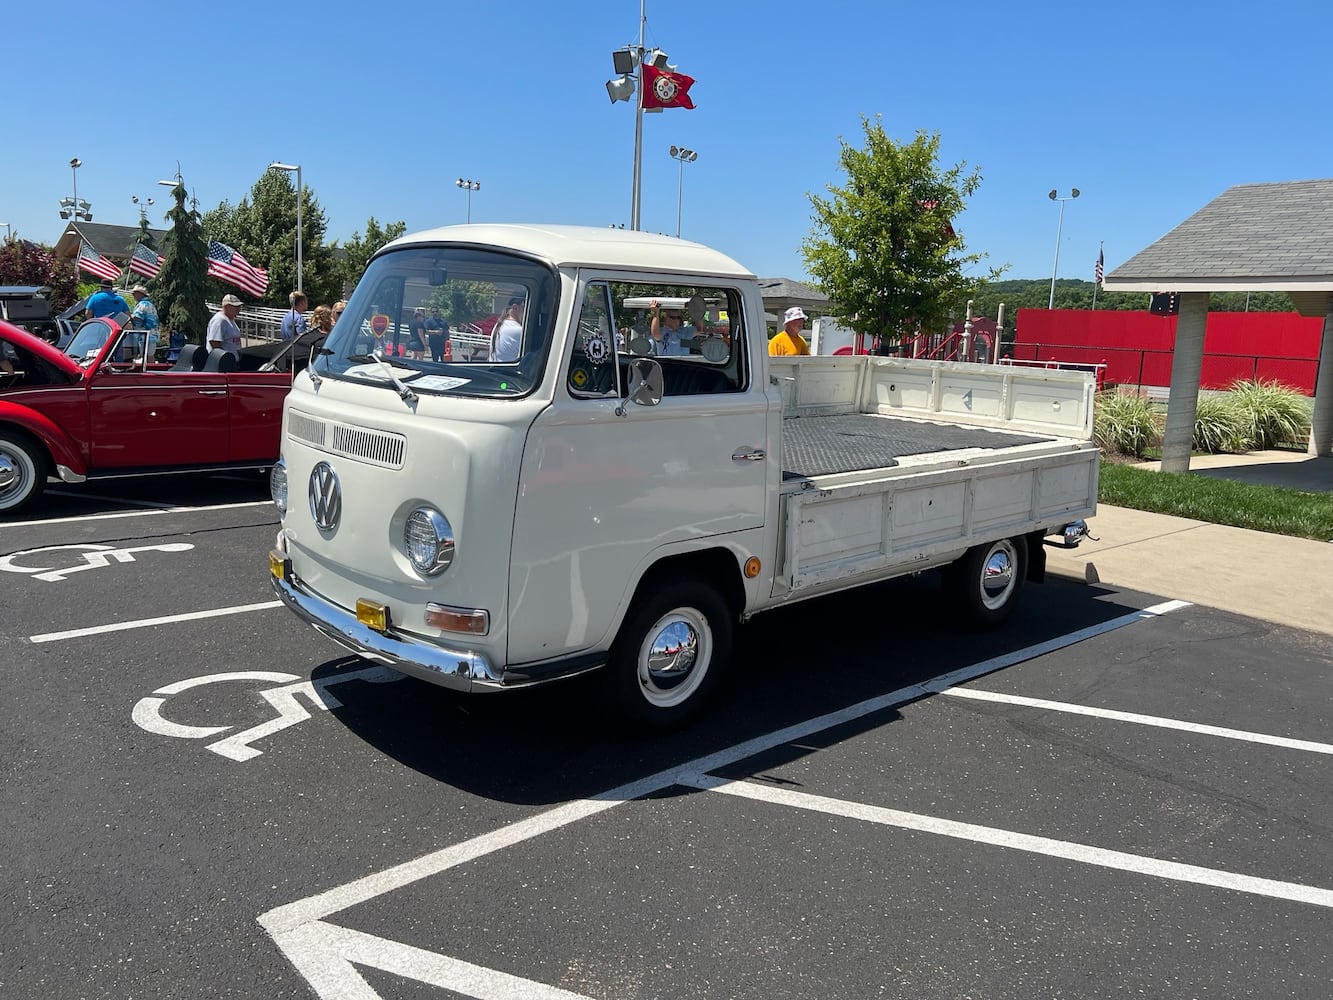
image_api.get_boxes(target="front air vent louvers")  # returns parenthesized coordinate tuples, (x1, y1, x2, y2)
(288, 411, 405, 469)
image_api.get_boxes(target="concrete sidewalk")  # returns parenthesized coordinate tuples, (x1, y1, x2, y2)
(1044, 451, 1333, 637)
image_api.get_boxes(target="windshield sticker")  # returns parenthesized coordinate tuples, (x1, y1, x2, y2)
(410, 374, 473, 391)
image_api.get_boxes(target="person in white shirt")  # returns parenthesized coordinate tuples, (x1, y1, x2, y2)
(648, 298, 695, 356)
(207, 294, 244, 356)
(490, 295, 523, 362)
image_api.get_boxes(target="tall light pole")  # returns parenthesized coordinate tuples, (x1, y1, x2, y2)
(1047, 187, 1079, 309)
(456, 178, 480, 223)
(268, 162, 303, 292)
(0, 222, 10, 241)
(668, 145, 696, 238)
(59, 157, 93, 224)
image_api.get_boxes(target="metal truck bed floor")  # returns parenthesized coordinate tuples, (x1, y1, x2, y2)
(781, 413, 1055, 479)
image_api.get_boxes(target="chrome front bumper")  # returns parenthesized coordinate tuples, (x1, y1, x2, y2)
(269, 570, 505, 693)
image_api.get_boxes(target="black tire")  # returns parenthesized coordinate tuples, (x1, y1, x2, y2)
(944, 536, 1027, 629)
(0, 429, 47, 514)
(607, 579, 733, 730)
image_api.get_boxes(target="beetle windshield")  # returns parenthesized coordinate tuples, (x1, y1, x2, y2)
(315, 245, 558, 398)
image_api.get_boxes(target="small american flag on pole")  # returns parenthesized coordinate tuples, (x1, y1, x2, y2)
(207, 240, 269, 298)
(78, 240, 121, 282)
(1094, 246, 1104, 284)
(129, 242, 163, 279)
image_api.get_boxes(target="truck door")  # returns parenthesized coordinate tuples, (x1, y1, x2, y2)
(507, 280, 770, 664)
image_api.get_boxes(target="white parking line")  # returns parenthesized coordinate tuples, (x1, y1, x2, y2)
(690, 775, 1333, 910)
(940, 687, 1333, 755)
(260, 600, 1198, 998)
(29, 601, 282, 643)
(5, 500, 274, 529)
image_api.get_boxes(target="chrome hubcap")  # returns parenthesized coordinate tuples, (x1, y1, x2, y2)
(979, 541, 1017, 609)
(638, 608, 711, 708)
(0, 451, 23, 497)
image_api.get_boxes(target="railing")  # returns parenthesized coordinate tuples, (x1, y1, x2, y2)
(1007, 342, 1319, 395)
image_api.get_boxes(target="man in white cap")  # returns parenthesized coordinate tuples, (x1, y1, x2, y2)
(769, 306, 811, 356)
(207, 293, 244, 357)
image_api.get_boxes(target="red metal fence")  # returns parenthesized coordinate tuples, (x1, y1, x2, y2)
(1012, 309, 1323, 393)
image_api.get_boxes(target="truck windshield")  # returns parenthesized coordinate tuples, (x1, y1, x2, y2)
(314, 245, 557, 398)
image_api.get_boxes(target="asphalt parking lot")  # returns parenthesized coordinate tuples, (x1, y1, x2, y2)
(3, 477, 1331, 999)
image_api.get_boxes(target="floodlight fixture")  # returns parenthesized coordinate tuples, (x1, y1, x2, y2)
(612, 47, 636, 75)
(606, 74, 636, 103)
(646, 48, 669, 69)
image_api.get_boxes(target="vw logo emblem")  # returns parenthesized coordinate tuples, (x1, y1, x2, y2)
(308, 462, 342, 531)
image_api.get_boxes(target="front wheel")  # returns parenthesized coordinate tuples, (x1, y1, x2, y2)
(0, 430, 47, 514)
(608, 580, 733, 730)
(944, 536, 1027, 629)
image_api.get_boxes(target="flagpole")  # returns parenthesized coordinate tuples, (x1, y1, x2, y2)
(630, 0, 646, 230)
(1091, 240, 1103, 310)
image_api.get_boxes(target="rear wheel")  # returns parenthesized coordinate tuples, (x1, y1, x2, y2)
(945, 536, 1027, 629)
(608, 579, 733, 730)
(0, 430, 47, 514)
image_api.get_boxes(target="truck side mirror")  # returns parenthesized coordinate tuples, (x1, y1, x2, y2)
(616, 358, 663, 415)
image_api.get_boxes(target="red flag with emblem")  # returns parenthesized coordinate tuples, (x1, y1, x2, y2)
(642, 65, 696, 110)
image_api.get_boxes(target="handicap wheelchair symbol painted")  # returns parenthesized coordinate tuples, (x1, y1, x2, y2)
(132, 666, 404, 762)
(0, 542, 194, 582)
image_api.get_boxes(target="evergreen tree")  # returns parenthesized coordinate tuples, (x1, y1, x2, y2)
(156, 182, 211, 344)
(340, 217, 407, 291)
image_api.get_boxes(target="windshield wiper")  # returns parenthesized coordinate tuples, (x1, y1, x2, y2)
(345, 354, 418, 405)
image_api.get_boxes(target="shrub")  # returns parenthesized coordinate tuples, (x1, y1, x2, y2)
(1226, 379, 1312, 449)
(1192, 395, 1250, 453)
(1094, 389, 1159, 458)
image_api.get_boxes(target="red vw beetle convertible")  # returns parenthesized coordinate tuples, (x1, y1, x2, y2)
(0, 316, 315, 513)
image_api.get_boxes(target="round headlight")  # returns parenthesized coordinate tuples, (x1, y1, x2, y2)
(404, 507, 455, 576)
(270, 460, 288, 515)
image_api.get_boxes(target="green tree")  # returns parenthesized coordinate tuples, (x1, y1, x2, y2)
(425, 280, 497, 327)
(156, 182, 211, 344)
(203, 169, 341, 308)
(0, 238, 79, 312)
(802, 118, 1001, 345)
(340, 217, 407, 292)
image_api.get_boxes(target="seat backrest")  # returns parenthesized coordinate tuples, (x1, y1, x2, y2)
(202, 348, 237, 373)
(659, 361, 732, 396)
(170, 344, 201, 372)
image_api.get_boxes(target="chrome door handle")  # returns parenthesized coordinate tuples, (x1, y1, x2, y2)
(198, 389, 227, 396)
(732, 448, 766, 462)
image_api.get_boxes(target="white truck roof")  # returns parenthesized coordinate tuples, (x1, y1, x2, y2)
(382, 224, 756, 279)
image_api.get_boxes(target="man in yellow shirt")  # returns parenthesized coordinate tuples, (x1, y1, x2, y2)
(769, 306, 811, 356)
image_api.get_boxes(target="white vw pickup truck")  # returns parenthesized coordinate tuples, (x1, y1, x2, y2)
(269, 224, 1098, 728)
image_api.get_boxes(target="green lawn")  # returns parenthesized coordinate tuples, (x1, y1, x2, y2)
(1099, 461, 1333, 541)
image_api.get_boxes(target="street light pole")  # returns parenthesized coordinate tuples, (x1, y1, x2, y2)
(0, 222, 10, 241)
(268, 162, 303, 292)
(668, 145, 697, 238)
(1047, 187, 1080, 309)
(456, 178, 480, 223)
(630, 0, 646, 230)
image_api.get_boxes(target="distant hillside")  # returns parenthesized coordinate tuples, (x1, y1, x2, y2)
(965, 279, 1293, 323)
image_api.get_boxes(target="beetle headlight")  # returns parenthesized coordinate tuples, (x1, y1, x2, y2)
(405, 507, 455, 576)
(270, 460, 288, 515)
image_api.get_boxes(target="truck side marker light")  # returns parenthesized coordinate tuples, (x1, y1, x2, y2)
(744, 557, 761, 578)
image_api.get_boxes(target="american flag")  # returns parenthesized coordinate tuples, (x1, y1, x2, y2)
(1094, 246, 1104, 284)
(207, 240, 269, 298)
(78, 240, 121, 282)
(129, 242, 163, 279)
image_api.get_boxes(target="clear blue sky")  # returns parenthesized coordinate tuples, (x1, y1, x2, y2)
(8, 0, 1332, 286)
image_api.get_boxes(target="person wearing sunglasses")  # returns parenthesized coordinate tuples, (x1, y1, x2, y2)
(648, 298, 694, 356)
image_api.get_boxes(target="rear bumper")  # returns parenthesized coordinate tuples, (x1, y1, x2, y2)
(269, 569, 506, 693)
